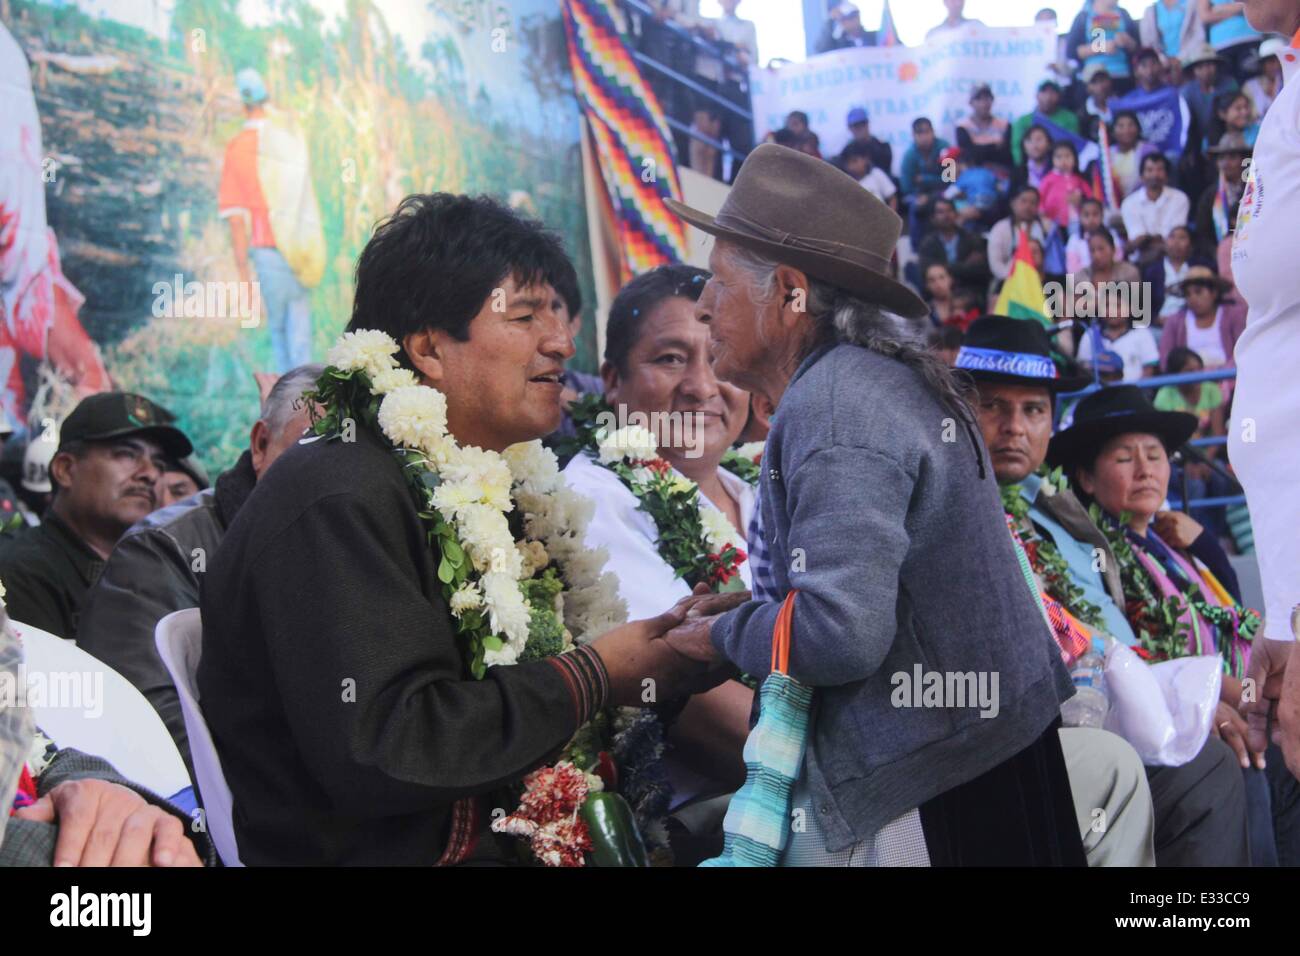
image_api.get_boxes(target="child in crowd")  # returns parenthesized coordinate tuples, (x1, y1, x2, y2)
(840, 140, 898, 210)
(1155, 346, 1232, 534)
(1012, 124, 1053, 194)
(1065, 198, 1126, 273)
(942, 146, 1001, 230)
(1214, 89, 1261, 147)
(923, 262, 979, 331)
(1155, 346, 1227, 433)
(1109, 110, 1159, 198)
(1039, 140, 1094, 228)
(1076, 294, 1159, 383)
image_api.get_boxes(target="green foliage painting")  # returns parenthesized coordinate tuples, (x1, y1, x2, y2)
(4, 0, 595, 473)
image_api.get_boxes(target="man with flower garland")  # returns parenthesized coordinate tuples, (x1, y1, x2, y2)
(962, 315, 1251, 866)
(198, 194, 724, 866)
(560, 264, 757, 852)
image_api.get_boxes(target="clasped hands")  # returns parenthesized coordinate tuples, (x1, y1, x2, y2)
(592, 584, 749, 708)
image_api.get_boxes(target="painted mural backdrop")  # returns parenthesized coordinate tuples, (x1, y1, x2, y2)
(1, 0, 594, 471)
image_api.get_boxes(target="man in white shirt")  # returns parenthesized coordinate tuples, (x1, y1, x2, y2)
(926, 0, 984, 39)
(1120, 153, 1190, 262)
(564, 268, 754, 614)
(562, 264, 755, 816)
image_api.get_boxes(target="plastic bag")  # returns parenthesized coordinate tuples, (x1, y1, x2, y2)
(1102, 639, 1221, 767)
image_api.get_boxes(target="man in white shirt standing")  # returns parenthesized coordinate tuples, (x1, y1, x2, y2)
(1230, 4, 1300, 779)
(1120, 153, 1190, 263)
(927, 0, 984, 39)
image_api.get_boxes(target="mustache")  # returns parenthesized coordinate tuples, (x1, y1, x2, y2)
(124, 484, 156, 503)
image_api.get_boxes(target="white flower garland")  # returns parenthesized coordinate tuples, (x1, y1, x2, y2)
(596, 424, 747, 558)
(326, 331, 627, 667)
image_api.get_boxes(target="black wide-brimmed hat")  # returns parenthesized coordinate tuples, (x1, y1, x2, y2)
(1047, 385, 1197, 473)
(955, 316, 1091, 393)
(664, 143, 928, 318)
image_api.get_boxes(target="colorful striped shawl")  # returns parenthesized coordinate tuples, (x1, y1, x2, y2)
(1128, 530, 1256, 677)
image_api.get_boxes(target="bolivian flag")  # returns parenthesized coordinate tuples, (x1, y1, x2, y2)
(994, 226, 1051, 327)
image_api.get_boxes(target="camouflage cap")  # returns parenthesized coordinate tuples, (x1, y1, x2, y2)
(58, 392, 193, 460)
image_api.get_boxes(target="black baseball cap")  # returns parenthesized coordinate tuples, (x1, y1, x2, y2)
(169, 454, 211, 489)
(58, 392, 193, 459)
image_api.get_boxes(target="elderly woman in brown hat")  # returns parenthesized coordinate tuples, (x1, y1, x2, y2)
(660, 144, 1083, 866)
(1157, 265, 1246, 372)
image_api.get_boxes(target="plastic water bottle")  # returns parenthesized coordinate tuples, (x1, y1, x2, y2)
(1060, 647, 1109, 729)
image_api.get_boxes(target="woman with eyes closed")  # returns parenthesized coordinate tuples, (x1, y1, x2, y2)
(562, 264, 755, 853)
(1049, 389, 1269, 750)
(1051, 383, 1300, 862)
(1050, 386, 1242, 654)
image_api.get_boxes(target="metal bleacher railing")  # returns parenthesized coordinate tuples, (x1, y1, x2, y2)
(621, 0, 756, 166)
(1057, 366, 1246, 514)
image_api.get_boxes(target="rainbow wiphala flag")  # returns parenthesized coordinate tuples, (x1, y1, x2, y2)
(562, 0, 688, 280)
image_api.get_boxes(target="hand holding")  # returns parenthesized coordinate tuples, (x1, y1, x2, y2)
(591, 605, 706, 707)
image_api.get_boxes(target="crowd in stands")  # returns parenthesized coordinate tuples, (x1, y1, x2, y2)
(716, 2, 1284, 547)
(638, 0, 1280, 353)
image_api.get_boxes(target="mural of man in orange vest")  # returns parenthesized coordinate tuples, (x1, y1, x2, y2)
(218, 68, 325, 373)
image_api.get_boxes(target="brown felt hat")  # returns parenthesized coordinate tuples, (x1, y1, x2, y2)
(1168, 264, 1234, 297)
(664, 143, 927, 318)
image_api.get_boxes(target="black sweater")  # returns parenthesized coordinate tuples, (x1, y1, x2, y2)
(197, 426, 605, 865)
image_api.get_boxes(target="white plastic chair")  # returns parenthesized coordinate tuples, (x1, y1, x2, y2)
(154, 608, 243, 867)
(13, 619, 190, 798)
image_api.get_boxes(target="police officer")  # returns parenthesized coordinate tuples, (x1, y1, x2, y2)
(0, 393, 192, 638)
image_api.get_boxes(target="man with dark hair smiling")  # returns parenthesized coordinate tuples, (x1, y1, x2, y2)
(0, 392, 191, 639)
(198, 194, 721, 865)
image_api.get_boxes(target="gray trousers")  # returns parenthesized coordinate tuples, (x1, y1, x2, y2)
(1059, 727, 1156, 866)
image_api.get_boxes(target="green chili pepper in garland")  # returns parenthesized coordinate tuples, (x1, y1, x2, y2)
(580, 791, 649, 867)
